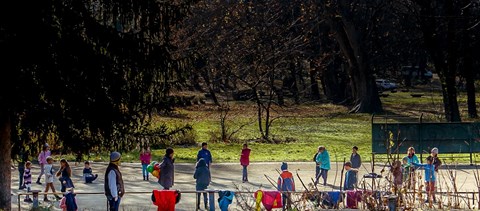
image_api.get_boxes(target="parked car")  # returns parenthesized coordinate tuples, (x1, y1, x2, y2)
(401, 66, 433, 79)
(376, 79, 397, 91)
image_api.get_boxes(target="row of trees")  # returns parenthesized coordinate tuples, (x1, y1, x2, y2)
(176, 0, 480, 122)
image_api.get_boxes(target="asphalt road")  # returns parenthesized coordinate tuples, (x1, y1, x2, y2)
(10, 161, 480, 210)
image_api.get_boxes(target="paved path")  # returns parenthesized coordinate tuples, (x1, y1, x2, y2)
(10, 161, 480, 210)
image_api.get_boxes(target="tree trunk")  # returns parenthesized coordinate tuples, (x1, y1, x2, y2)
(309, 66, 321, 101)
(200, 70, 220, 106)
(416, 0, 461, 122)
(444, 0, 461, 122)
(461, 7, 478, 118)
(465, 68, 478, 118)
(289, 62, 300, 104)
(0, 111, 12, 210)
(322, 2, 382, 113)
(440, 76, 461, 122)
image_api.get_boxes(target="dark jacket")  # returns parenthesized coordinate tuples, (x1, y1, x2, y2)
(159, 156, 175, 189)
(104, 163, 124, 198)
(350, 153, 362, 169)
(194, 158, 211, 190)
(344, 169, 356, 190)
(428, 155, 442, 172)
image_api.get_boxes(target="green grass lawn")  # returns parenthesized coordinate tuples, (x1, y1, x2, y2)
(68, 88, 480, 164)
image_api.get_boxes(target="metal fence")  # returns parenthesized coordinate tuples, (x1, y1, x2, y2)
(371, 114, 480, 163)
(16, 189, 480, 210)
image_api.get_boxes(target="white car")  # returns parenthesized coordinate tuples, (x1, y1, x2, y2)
(376, 79, 397, 91)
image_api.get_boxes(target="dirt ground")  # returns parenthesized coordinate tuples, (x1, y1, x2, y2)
(10, 161, 480, 210)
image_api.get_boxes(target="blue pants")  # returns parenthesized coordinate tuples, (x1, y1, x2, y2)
(242, 165, 248, 181)
(197, 192, 208, 208)
(315, 168, 328, 185)
(108, 197, 121, 211)
(320, 169, 328, 185)
(315, 165, 320, 182)
(85, 174, 97, 183)
(18, 167, 24, 189)
(351, 171, 358, 187)
(282, 193, 290, 211)
(141, 164, 148, 177)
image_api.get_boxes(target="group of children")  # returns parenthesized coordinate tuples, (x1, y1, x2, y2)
(390, 147, 441, 203)
(20, 144, 99, 210)
(342, 146, 442, 203)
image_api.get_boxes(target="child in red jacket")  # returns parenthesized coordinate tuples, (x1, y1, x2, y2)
(240, 143, 251, 182)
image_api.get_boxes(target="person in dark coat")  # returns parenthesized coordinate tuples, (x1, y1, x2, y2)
(349, 146, 361, 187)
(159, 148, 175, 190)
(194, 158, 211, 210)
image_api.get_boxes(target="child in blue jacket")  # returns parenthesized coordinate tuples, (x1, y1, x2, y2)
(412, 156, 436, 203)
(278, 162, 295, 211)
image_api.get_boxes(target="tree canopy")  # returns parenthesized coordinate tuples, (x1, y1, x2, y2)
(0, 0, 196, 209)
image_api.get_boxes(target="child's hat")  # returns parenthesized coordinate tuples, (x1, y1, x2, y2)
(110, 152, 121, 162)
(281, 162, 288, 171)
(431, 147, 439, 154)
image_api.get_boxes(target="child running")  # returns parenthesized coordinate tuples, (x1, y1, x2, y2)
(44, 157, 61, 201)
(23, 161, 33, 203)
(83, 161, 98, 183)
(240, 143, 251, 183)
(140, 147, 151, 181)
(194, 158, 211, 210)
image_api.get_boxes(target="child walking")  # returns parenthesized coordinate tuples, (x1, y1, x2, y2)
(412, 156, 436, 203)
(36, 144, 51, 184)
(44, 157, 62, 201)
(194, 158, 211, 210)
(240, 143, 251, 183)
(83, 161, 98, 183)
(140, 147, 151, 181)
(23, 161, 33, 203)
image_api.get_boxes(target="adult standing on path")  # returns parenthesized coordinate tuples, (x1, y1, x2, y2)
(197, 142, 212, 168)
(315, 146, 330, 186)
(159, 148, 175, 190)
(105, 152, 124, 211)
(350, 146, 361, 187)
(36, 143, 51, 185)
